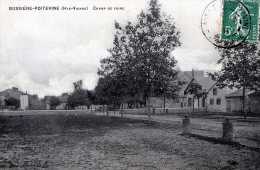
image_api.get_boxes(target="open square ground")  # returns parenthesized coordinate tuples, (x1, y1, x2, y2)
(0, 112, 259, 169)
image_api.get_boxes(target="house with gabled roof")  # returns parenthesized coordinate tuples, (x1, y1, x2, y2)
(0, 87, 28, 110)
(0, 87, 45, 110)
(225, 89, 254, 113)
(0, 87, 26, 100)
(150, 70, 232, 112)
(181, 70, 230, 112)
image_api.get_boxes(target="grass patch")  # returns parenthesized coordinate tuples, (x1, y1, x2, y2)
(0, 114, 150, 136)
(182, 133, 260, 153)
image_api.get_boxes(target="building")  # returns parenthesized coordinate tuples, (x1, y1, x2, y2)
(20, 94, 29, 110)
(0, 87, 44, 110)
(46, 96, 51, 110)
(225, 89, 254, 113)
(0, 87, 25, 100)
(150, 70, 231, 112)
(56, 93, 69, 110)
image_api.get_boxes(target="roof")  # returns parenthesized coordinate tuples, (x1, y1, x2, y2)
(46, 96, 51, 103)
(248, 91, 260, 98)
(0, 87, 26, 100)
(58, 95, 69, 103)
(193, 76, 216, 90)
(225, 89, 253, 98)
(177, 70, 204, 79)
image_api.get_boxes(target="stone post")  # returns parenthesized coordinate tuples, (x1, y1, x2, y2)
(182, 116, 190, 134)
(223, 118, 233, 142)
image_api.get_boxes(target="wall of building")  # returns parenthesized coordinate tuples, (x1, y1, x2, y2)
(149, 87, 227, 113)
(20, 95, 29, 110)
(206, 88, 227, 112)
(122, 107, 206, 115)
(150, 97, 181, 108)
(56, 103, 67, 110)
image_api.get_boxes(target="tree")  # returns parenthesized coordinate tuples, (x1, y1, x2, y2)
(154, 78, 185, 113)
(98, 31, 133, 117)
(49, 96, 60, 110)
(94, 76, 121, 114)
(208, 35, 260, 118)
(186, 82, 207, 114)
(100, 0, 180, 122)
(73, 80, 83, 91)
(67, 80, 91, 109)
(94, 77, 109, 107)
(4, 97, 20, 109)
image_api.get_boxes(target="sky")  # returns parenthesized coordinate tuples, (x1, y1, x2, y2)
(0, 0, 228, 98)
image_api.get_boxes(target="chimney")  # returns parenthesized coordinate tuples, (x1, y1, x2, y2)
(192, 69, 194, 78)
(12, 87, 18, 91)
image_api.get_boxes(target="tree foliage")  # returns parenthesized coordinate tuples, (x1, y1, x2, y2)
(186, 83, 207, 99)
(186, 82, 207, 114)
(208, 32, 260, 117)
(67, 80, 91, 109)
(208, 41, 259, 90)
(121, 0, 181, 99)
(4, 97, 20, 109)
(94, 76, 121, 108)
(97, 0, 182, 121)
(49, 96, 61, 109)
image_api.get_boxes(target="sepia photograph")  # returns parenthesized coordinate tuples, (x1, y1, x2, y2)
(0, 0, 259, 169)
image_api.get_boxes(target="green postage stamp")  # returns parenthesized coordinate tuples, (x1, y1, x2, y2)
(221, 0, 259, 42)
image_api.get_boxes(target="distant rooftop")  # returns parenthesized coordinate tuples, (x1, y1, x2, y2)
(226, 89, 254, 98)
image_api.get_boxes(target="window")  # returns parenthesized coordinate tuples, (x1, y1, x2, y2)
(213, 88, 217, 95)
(188, 98, 192, 107)
(202, 98, 206, 107)
(216, 98, 221, 105)
(210, 99, 214, 105)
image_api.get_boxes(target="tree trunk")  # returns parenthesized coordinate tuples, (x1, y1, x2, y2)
(114, 103, 115, 114)
(163, 93, 166, 114)
(120, 95, 123, 119)
(147, 95, 151, 124)
(242, 85, 246, 119)
(107, 104, 109, 116)
(192, 96, 195, 115)
(121, 103, 123, 119)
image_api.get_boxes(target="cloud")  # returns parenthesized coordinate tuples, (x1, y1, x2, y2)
(0, 0, 223, 98)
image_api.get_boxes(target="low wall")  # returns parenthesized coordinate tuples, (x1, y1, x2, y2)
(0, 110, 94, 116)
(122, 108, 206, 115)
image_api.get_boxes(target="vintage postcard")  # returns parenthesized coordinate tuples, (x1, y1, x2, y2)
(0, 0, 259, 169)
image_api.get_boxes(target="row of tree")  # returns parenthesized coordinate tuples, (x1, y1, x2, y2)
(47, 1, 260, 120)
(95, 0, 184, 122)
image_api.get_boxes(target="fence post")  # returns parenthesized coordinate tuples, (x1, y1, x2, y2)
(223, 118, 233, 142)
(153, 107, 155, 114)
(182, 116, 190, 134)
